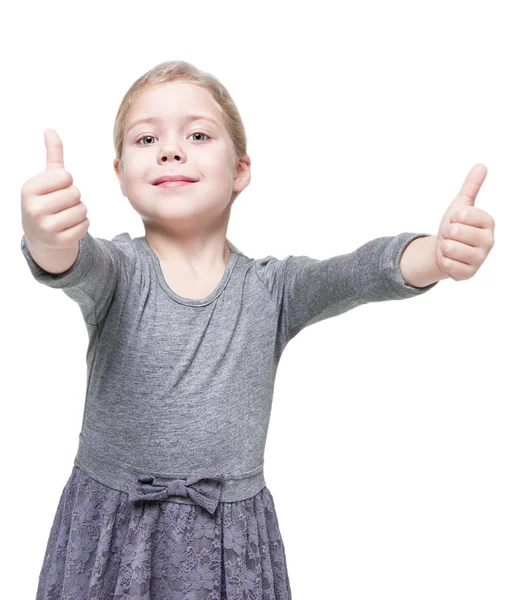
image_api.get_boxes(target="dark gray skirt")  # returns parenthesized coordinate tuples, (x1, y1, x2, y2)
(35, 465, 292, 599)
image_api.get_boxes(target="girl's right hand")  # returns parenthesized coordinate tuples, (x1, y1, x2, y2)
(21, 129, 90, 249)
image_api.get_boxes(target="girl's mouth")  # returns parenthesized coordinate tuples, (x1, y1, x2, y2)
(155, 181, 195, 189)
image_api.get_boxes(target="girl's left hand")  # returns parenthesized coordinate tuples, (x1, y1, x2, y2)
(435, 163, 495, 281)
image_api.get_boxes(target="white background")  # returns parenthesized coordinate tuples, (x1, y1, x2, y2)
(2, 0, 511, 598)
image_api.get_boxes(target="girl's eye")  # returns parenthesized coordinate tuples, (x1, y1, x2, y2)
(135, 131, 211, 145)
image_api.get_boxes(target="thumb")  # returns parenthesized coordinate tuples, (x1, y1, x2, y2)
(44, 129, 65, 171)
(451, 163, 487, 211)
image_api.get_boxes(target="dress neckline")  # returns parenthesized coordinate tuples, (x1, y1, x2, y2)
(138, 237, 239, 306)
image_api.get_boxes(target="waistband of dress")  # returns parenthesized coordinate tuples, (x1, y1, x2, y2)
(73, 433, 266, 509)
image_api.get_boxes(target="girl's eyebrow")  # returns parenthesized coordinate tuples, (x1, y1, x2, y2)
(127, 114, 220, 132)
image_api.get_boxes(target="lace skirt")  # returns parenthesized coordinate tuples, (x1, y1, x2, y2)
(35, 465, 292, 600)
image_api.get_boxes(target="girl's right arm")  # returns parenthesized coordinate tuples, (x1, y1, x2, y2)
(23, 237, 79, 274)
(20, 129, 135, 327)
(21, 129, 90, 272)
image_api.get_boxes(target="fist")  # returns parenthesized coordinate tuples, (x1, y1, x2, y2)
(435, 164, 495, 281)
(21, 129, 90, 249)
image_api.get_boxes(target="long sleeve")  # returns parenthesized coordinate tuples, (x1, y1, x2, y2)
(254, 232, 439, 345)
(20, 231, 137, 327)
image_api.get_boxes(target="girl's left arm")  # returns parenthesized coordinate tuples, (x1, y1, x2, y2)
(400, 163, 495, 287)
(399, 235, 447, 288)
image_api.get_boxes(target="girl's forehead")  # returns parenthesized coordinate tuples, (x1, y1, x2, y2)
(130, 82, 219, 116)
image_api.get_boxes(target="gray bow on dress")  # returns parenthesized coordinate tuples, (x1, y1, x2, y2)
(128, 472, 226, 515)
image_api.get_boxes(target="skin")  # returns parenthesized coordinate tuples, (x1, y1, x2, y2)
(433, 163, 494, 281)
(113, 81, 251, 279)
(399, 164, 495, 287)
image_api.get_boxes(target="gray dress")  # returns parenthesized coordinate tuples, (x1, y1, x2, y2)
(20, 230, 439, 600)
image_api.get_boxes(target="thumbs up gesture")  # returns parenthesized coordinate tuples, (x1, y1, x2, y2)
(21, 129, 90, 250)
(434, 164, 495, 281)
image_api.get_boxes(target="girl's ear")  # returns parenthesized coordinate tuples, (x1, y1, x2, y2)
(113, 158, 126, 197)
(234, 154, 251, 193)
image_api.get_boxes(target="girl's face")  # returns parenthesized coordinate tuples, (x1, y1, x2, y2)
(114, 81, 250, 235)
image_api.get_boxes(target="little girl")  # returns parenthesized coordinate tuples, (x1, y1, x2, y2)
(20, 60, 493, 600)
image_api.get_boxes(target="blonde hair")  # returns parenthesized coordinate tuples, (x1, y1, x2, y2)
(113, 60, 247, 254)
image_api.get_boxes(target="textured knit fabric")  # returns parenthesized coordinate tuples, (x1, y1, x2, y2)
(20, 230, 439, 600)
